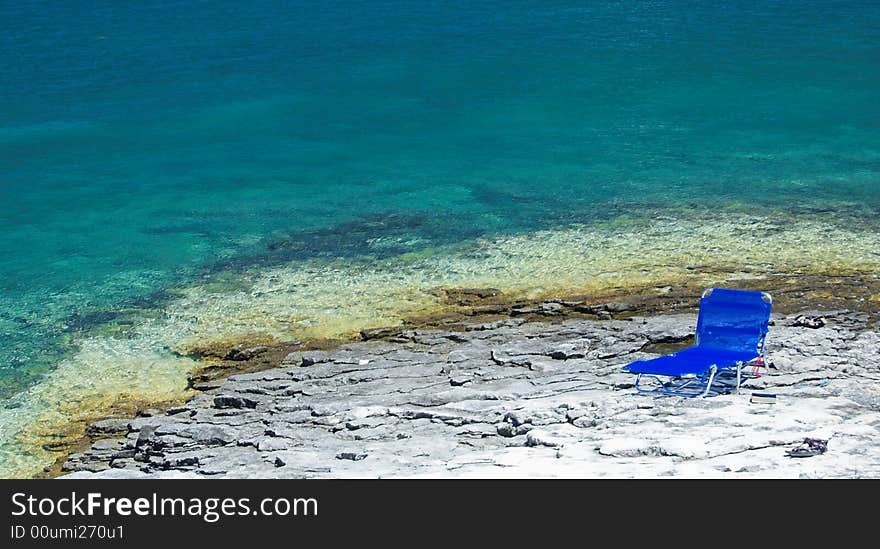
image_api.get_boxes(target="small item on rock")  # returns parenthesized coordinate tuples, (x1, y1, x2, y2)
(336, 452, 368, 461)
(792, 315, 826, 329)
(786, 437, 828, 458)
(750, 392, 777, 404)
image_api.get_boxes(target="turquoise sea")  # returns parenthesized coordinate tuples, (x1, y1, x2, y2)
(1, 0, 879, 476)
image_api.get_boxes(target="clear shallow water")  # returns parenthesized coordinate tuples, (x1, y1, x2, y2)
(1, 0, 879, 476)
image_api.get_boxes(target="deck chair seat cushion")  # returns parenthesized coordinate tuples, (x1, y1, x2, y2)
(623, 346, 759, 377)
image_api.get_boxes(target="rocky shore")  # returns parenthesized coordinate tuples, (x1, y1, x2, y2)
(62, 308, 880, 478)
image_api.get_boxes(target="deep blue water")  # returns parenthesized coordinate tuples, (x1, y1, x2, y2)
(1, 1, 879, 410)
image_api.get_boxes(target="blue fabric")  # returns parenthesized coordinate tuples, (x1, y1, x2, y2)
(694, 288, 772, 354)
(624, 347, 759, 376)
(623, 288, 771, 377)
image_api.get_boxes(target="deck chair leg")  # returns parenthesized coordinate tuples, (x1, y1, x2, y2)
(700, 366, 718, 398)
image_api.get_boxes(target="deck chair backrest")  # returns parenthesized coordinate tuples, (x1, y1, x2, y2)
(695, 288, 772, 355)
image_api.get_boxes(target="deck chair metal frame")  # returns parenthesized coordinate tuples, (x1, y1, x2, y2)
(623, 288, 772, 398)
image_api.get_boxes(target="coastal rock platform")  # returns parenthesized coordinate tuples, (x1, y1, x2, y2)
(63, 311, 880, 478)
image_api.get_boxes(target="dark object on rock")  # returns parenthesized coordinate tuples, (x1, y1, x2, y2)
(85, 418, 131, 436)
(449, 375, 471, 387)
(225, 345, 268, 361)
(786, 438, 828, 458)
(336, 452, 368, 461)
(163, 456, 199, 469)
(274, 457, 286, 467)
(750, 392, 777, 404)
(490, 350, 531, 368)
(549, 350, 586, 360)
(213, 395, 258, 409)
(360, 327, 401, 340)
(793, 315, 826, 329)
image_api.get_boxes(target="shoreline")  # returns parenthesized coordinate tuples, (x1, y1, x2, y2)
(44, 272, 880, 479)
(6, 208, 880, 477)
(60, 304, 880, 479)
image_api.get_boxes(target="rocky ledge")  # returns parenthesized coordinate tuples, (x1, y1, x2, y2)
(63, 310, 880, 478)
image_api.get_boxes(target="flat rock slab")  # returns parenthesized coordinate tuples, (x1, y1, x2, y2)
(63, 312, 880, 479)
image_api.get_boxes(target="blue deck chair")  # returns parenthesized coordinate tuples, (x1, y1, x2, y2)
(622, 288, 772, 397)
